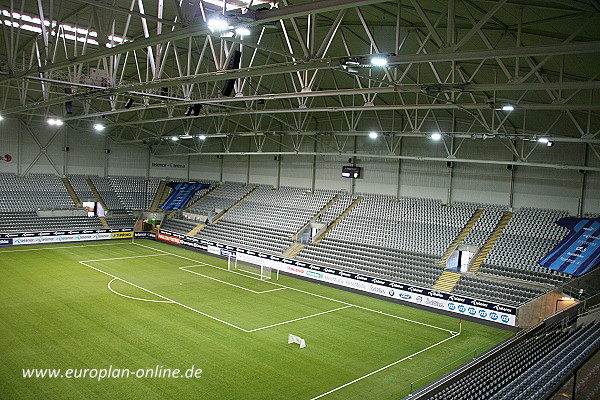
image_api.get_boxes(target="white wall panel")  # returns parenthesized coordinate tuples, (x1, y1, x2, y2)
(512, 166, 580, 213)
(451, 163, 511, 206)
(222, 155, 248, 183)
(280, 155, 312, 188)
(0, 120, 19, 173)
(315, 155, 352, 192)
(190, 155, 222, 181)
(400, 160, 448, 200)
(354, 157, 397, 196)
(249, 155, 278, 186)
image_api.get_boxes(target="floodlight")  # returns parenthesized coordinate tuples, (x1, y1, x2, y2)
(537, 137, 549, 144)
(208, 17, 229, 32)
(199, 135, 207, 140)
(370, 56, 388, 67)
(235, 27, 251, 36)
(171, 136, 179, 141)
(47, 118, 63, 126)
(93, 123, 105, 132)
(369, 131, 378, 139)
(502, 105, 515, 111)
(431, 132, 442, 141)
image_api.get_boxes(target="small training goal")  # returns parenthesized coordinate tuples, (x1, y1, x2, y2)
(288, 334, 306, 349)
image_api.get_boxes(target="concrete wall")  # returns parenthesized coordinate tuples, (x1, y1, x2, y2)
(1, 118, 599, 215)
(516, 291, 571, 329)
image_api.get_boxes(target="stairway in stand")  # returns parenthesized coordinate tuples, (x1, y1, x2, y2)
(62, 177, 81, 207)
(432, 208, 484, 293)
(469, 211, 514, 274)
(313, 197, 362, 244)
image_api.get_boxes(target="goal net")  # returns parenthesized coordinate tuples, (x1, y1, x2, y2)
(227, 254, 276, 281)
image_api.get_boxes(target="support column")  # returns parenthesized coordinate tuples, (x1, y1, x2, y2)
(396, 137, 403, 199)
(246, 155, 251, 186)
(146, 148, 151, 179)
(508, 153, 515, 210)
(219, 156, 224, 183)
(17, 121, 22, 176)
(63, 126, 69, 177)
(187, 153, 191, 181)
(577, 143, 588, 217)
(311, 139, 317, 192)
(350, 136, 357, 195)
(276, 153, 282, 190)
(104, 136, 109, 178)
(447, 162, 454, 205)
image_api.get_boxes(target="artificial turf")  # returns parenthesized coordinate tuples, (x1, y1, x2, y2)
(0, 240, 513, 399)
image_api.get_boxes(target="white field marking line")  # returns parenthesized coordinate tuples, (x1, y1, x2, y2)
(179, 265, 287, 294)
(0, 242, 133, 253)
(107, 278, 172, 303)
(81, 254, 170, 262)
(133, 242, 454, 334)
(247, 306, 353, 333)
(309, 332, 461, 400)
(79, 261, 249, 333)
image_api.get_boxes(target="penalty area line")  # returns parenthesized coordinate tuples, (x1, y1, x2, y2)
(79, 261, 250, 333)
(107, 278, 172, 303)
(247, 306, 353, 333)
(180, 265, 287, 294)
(309, 332, 460, 400)
(133, 242, 454, 334)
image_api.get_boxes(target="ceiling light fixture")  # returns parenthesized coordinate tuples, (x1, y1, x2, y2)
(235, 27, 251, 36)
(171, 136, 179, 141)
(199, 135, 207, 140)
(502, 105, 515, 111)
(431, 132, 442, 141)
(93, 123, 105, 132)
(47, 118, 63, 126)
(369, 131, 378, 139)
(207, 17, 229, 32)
(370, 56, 388, 67)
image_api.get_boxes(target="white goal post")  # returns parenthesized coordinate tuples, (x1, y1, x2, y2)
(227, 253, 278, 281)
(288, 334, 306, 349)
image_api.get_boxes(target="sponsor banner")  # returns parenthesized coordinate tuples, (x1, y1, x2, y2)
(158, 230, 517, 325)
(134, 232, 157, 238)
(12, 233, 111, 246)
(220, 249, 236, 258)
(180, 239, 208, 251)
(207, 245, 221, 255)
(110, 232, 134, 239)
(0, 238, 13, 245)
(0, 228, 132, 239)
(151, 161, 187, 169)
(157, 232, 181, 245)
(540, 217, 600, 276)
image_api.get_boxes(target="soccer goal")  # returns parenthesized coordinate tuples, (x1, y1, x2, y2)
(227, 254, 278, 281)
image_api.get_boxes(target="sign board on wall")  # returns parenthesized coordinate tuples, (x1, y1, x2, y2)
(1, 154, 12, 162)
(0, 228, 133, 246)
(150, 157, 187, 170)
(157, 229, 517, 326)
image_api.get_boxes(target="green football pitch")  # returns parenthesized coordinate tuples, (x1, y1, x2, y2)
(0, 240, 513, 399)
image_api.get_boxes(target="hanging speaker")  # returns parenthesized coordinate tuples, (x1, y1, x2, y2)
(124, 98, 134, 109)
(192, 104, 202, 116)
(221, 50, 242, 97)
(65, 88, 73, 114)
